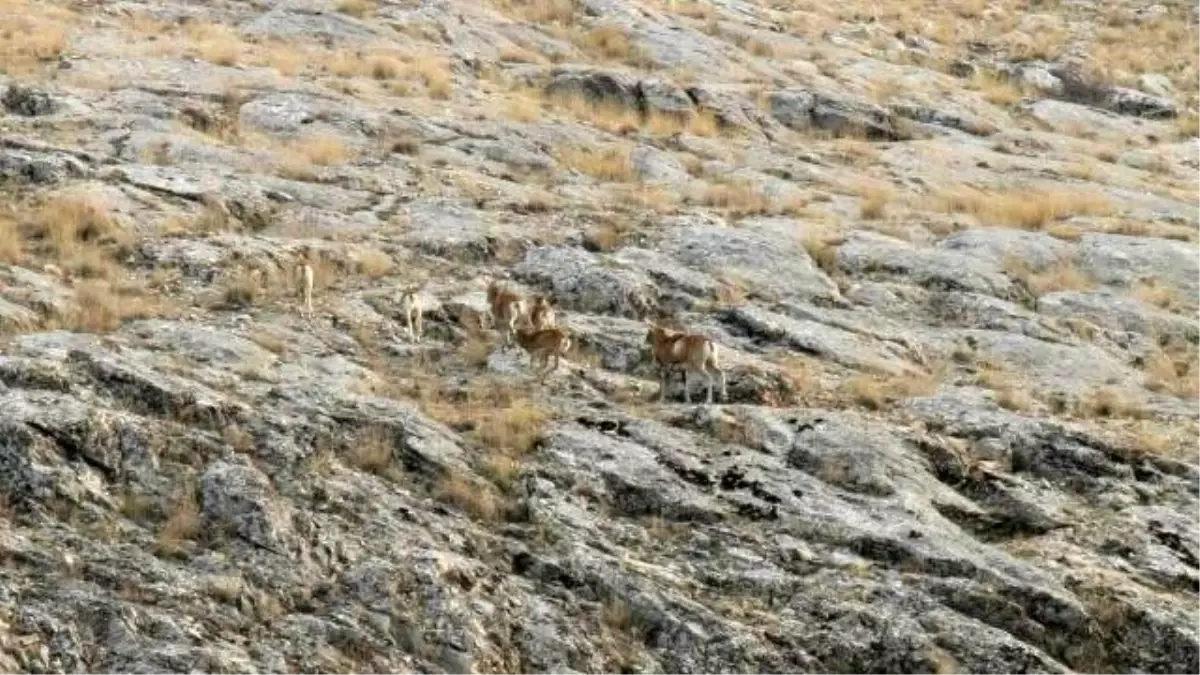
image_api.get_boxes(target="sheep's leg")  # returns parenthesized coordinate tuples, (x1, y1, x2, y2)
(406, 311, 415, 342)
(706, 368, 715, 404)
(658, 366, 668, 402)
(719, 367, 727, 402)
(683, 368, 692, 404)
(415, 310, 423, 342)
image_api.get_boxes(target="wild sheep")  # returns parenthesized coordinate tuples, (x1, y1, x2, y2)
(399, 286, 423, 342)
(487, 279, 527, 348)
(297, 262, 314, 317)
(530, 294, 556, 330)
(514, 319, 572, 380)
(645, 325, 727, 405)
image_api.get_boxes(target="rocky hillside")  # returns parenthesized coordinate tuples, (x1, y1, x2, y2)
(2, 0, 1198, 672)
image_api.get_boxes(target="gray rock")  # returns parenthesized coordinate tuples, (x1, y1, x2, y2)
(629, 145, 688, 183)
(514, 246, 659, 319)
(201, 461, 294, 552)
(768, 89, 907, 141)
(1076, 233, 1199, 301)
(2, 84, 59, 116)
(838, 231, 1022, 301)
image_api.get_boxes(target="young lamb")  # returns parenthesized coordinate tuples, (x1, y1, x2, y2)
(514, 319, 572, 380)
(645, 325, 727, 405)
(530, 294, 556, 330)
(399, 286, 423, 342)
(487, 279, 527, 348)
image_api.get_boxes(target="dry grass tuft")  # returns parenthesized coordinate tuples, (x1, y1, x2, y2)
(436, 473, 501, 522)
(1003, 258, 1096, 297)
(1077, 387, 1146, 419)
(408, 53, 453, 98)
(546, 92, 641, 134)
(182, 21, 245, 67)
(842, 367, 941, 410)
(61, 280, 163, 333)
(346, 427, 399, 479)
(698, 180, 771, 217)
(858, 185, 893, 220)
(799, 231, 845, 276)
(557, 145, 635, 182)
(936, 187, 1112, 230)
(355, 248, 393, 279)
(0, 1, 71, 76)
(1143, 347, 1199, 400)
(156, 490, 200, 557)
(1129, 278, 1184, 311)
(337, 0, 377, 18)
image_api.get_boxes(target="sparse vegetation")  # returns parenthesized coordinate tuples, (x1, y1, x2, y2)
(936, 187, 1113, 230)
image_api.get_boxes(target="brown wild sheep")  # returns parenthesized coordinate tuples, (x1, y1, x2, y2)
(530, 294, 556, 330)
(514, 319, 572, 380)
(399, 286, 423, 342)
(297, 262, 314, 317)
(645, 325, 727, 404)
(487, 279, 527, 347)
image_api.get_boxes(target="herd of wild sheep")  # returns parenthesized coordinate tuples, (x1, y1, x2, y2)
(293, 256, 728, 405)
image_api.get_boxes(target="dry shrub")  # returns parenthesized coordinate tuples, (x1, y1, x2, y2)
(799, 231, 845, 276)
(975, 366, 1033, 411)
(936, 187, 1112, 229)
(346, 427, 397, 478)
(1176, 113, 1199, 140)
(473, 397, 547, 457)
(557, 145, 634, 182)
(355, 248, 393, 278)
(222, 268, 264, 308)
(577, 25, 636, 61)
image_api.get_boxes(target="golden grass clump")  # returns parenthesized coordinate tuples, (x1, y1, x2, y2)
(436, 473, 501, 521)
(858, 185, 893, 220)
(66, 281, 163, 334)
(1077, 387, 1146, 419)
(557, 145, 635, 182)
(337, 0, 377, 18)
(841, 367, 941, 410)
(546, 92, 641, 134)
(699, 181, 770, 217)
(0, 1, 71, 75)
(1143, 347, 1199, 400)
(936, 187, 1112, 230)
(1003, 258, 1096, 297)
(156, 490, 200, 557)
(181, 21, 245, 67)
(1129, 278, 1184, 311)
(355, 248, 393, 278)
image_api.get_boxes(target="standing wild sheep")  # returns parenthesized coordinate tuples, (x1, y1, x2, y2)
(514, 318, 572, 380)
(399, 286, 423, 342)
(487, 279, 527, 347)
(297, 262, 314, 317)
(645, 325, 727, 405)
(530, 294, 556, 330)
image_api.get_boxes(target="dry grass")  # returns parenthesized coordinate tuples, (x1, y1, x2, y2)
(841, 368, 941, 410)
(799, 231, 845, 276)
(1143, 347, 1199, 400)
(28, 192, 128, 255)
(574, 25, 650, 66)
(557, 146, 635, 182)
(1076, 387, 1146, 420)
(221, 268, 265, 308)
(346, 427, 399, 479)
(499, 0, 579, 24)
(0, 208, 22, 264)
(698, 181, 771, 217)
(975, 365, 1033, 411)
(970, 71, 1024, 106)
(643, 109, 722, 137)
(155, 490, 200, 557)
(182, 21, 245, 67)
(503, 89, 544, 122)
(1129, 278, 1184, 311)
(337, 0, 377, 18)
(408, 53, 453, 98)
(60, 280, 164, 333)
(546, 92, 642, 134)
(935, 187, 1113, 230)
(858, 185, 893, 220)
(0, 1, 72, 76)
(1003, 258, 1096, 297)
(436, 473, 501, 521)
(355, 248, 393, 279)
(275, 134, 355, 180)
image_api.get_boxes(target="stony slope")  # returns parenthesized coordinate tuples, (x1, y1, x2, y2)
(1, 0, 1198, 672)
